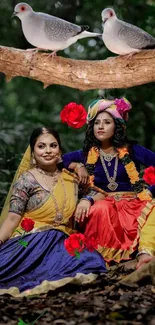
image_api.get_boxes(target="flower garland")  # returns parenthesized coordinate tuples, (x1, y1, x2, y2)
(86, 146, 152, 201)
(116, 148, 151, 200)
(86, 147, 99, 187)
(85, 147, 107, 195)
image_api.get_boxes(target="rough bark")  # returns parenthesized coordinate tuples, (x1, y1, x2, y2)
(1, 45, 155, 90)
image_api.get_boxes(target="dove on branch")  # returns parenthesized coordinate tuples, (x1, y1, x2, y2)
(13, 2, 101, 56)
(101, 8, 155, 55)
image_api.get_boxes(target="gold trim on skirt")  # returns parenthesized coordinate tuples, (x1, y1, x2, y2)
(0, 273, 97, 297)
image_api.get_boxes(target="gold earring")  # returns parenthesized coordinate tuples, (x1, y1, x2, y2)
(31, 154, 37, 167)
(57, 155, 63, 164)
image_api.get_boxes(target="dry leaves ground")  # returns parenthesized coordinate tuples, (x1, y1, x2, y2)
(0, 260, 155, 325)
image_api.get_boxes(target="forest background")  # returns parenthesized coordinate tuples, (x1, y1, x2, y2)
(0, 0, 155, 211)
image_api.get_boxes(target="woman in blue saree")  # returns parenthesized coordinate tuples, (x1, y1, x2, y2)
(0, 127, 106, 297)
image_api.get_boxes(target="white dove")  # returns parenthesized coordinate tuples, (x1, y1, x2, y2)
(101, 8, 155, 55)
(13, 2, 101, 56)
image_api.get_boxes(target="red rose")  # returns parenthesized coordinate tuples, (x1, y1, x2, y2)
(21, 218, 35, 232)
(60, 102, 87, 128)
(143, 166, 155, 185)
(64, 233, 85, 256)
(84, 236, 99, 252)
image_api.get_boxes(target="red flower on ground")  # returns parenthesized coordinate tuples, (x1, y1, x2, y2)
(84, 236, 99, 252)
(60, 102, 87, 128)
(21, 218, 35, 232)
(143, 166, 155, 185)
(64, 233, 85, 257)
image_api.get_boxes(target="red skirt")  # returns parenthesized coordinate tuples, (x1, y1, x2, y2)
(82, 194, 155, 262)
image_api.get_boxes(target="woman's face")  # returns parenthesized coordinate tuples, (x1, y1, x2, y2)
(33, 133, 60, 167)
(93, 111, 115, 142)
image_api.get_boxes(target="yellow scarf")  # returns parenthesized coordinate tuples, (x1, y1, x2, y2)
(13, 171, 78, 236)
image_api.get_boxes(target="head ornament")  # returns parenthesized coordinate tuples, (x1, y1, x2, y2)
(87, 98, 131, 123)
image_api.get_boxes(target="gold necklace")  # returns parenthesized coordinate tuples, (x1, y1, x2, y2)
(37, 167, 66, 225)
(51, 176, 67, 224)
(36, 167, 60, 189)
(36, 166, 59, 177)
(100, 151, 119, 191)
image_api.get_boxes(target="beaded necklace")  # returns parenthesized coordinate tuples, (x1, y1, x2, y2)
(100, 149, 117, 166)
(100, 151, 119, 191)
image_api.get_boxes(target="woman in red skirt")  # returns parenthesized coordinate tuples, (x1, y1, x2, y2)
(63, 98, 155, 265)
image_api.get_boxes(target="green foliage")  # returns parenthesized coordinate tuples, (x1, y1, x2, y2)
(17, 319, 29, 325)
(0, 0, 155, 210)
(18, 239, 28, 247)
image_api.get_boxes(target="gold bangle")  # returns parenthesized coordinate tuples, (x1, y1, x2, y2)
(75, 163, 85, 174)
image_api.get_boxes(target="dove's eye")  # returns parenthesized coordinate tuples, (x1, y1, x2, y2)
(21, 6, 25, 11)
(110, 11, 113, 17)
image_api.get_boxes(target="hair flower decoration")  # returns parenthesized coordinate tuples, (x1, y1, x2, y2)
(114, 98, 131, 114)
(60, 102, 87, 128)
(118, 147, 152, 201)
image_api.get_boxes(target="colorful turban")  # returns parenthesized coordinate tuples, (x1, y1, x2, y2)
(87, 98, 132, 123)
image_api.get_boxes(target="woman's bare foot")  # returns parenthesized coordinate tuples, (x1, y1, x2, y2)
(136, 254, 155, 270)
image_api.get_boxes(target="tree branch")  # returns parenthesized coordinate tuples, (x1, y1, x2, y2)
(0, 46, 155, 90)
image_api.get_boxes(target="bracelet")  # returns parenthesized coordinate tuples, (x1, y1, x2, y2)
(0, 239, 4, 246)
(75, 163, 85, 174)
(81, 196, 94, 206)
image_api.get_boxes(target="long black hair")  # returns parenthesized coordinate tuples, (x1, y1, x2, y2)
(83, 113, 131, 154)
(83, 112, 136, 175)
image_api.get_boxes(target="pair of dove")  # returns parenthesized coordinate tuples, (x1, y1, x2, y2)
(13, 3, 155, 57)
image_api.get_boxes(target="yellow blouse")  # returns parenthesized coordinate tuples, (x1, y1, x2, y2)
(12, 170, 78, 236)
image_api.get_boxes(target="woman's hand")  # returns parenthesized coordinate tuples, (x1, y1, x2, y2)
(68, 162, 89, 184)
(136, 253, 155, 269)
(75, 199, 91, 223)
(76, 166, 89, 184)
